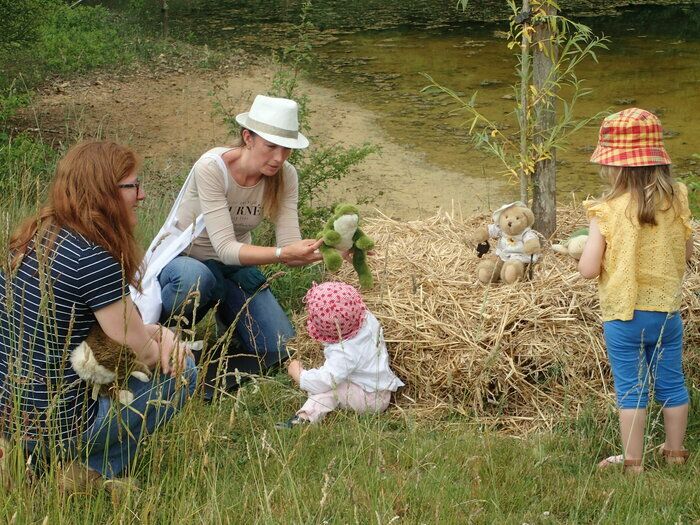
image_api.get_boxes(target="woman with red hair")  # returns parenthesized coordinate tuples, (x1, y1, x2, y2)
(0, 141, 196, 493)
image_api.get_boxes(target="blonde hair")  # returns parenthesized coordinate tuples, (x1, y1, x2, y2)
(234, 129, 285, 220)
(600, 164, 682, 226)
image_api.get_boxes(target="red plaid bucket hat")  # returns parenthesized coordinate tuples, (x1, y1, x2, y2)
(590, 108, 671, 167)
(304, 282, 367, 344)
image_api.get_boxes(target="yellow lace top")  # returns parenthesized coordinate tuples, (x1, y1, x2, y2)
(585, 183, 692, 322)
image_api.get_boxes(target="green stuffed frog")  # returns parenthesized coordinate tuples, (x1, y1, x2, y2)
(318, 203, 375, 289)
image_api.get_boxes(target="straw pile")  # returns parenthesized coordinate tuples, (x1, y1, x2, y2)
(288, 207, 700, 433)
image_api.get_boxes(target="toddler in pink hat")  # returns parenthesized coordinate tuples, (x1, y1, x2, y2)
(278, 281, 404, 428)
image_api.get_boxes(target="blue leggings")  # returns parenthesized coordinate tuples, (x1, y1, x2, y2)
(603, 310, 688, 409)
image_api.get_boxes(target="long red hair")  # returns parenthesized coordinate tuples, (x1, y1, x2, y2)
(10, 141, 143, 288)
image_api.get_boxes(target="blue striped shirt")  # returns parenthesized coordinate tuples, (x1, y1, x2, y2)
(0, 228, 128, 441)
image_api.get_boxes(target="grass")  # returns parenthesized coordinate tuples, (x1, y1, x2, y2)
(1, 1, 230, 139)
(4, 376, 700, 523)
(15, 1, 225, 78)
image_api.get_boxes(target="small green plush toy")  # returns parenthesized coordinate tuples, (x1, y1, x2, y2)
(318, 203, 375, 288)
(552, 228, 589, 261)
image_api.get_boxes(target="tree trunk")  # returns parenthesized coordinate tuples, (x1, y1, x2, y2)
(161, 0, 169, 38)
(518, 0, 530, 204)
(531, 3, 557, 237)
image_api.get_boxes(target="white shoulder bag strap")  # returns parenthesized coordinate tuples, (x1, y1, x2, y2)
(130, 153, 230, 323)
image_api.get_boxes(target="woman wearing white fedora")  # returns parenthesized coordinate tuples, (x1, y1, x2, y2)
(134, 95, 323, 394)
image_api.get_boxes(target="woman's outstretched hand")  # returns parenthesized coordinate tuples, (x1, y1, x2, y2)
(280, 238, 324, 267)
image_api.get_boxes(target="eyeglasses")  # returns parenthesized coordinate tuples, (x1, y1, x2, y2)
(118, 180, 141, 192)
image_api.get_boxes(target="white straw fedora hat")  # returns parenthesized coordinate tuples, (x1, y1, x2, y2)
(235, 95, 309, 149)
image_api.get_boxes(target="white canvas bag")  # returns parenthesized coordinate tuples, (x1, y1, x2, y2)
(130, 153, 229, 323)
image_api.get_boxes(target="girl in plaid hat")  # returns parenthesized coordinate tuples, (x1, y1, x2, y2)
(579, 108, 694, 473)
(277, 281, 404, 428)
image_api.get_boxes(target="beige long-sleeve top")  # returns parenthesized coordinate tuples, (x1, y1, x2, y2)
(174, 147, 302, 265)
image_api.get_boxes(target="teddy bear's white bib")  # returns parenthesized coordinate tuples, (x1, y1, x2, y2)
(487, 224, 540, 263)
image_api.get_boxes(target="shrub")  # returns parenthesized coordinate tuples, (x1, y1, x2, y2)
(36, 4, 132, 75)
(0, 133, 57, 205)
(0, 82, 31, 127)
(0, 0, 50, 53)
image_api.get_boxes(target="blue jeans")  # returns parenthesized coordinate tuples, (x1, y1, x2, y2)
(20, 357, 197, 479)
(80, 356, 197, 478)
(159, 256, 294, 371)
(603, 310, 688, 409)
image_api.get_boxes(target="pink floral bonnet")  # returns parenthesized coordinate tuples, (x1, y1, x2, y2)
(304, 281, 367, 343)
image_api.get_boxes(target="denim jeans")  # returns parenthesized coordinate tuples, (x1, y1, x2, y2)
(20, 356, 197, 479)
(80, 356, 197, 478)
(603, 310, 688, 409)
(158, 256, 295, 372)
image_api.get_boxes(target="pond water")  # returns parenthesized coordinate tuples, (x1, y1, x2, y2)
(136, 2, 700, 204)
(311, 6, 700, 201)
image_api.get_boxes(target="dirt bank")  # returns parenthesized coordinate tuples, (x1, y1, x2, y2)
(25, 63, 504, 220)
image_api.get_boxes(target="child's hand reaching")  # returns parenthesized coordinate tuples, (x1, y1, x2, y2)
(287, 359, 304, 385)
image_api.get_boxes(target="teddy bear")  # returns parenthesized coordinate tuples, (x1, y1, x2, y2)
(70, 324, 152, 405)
(471, 201, 542, 284)
(552, 228, 589, 261)
(318, 203, 375, 289)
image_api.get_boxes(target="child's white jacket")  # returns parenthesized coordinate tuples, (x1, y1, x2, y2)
(299, 311, 405, 395)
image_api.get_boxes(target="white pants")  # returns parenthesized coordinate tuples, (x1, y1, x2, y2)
(296, 382, 391, 423)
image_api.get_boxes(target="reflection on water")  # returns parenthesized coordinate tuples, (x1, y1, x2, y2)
(130, 1, 700, 203)
(159, 1, 699, 36)
(313, 6, 700, 200)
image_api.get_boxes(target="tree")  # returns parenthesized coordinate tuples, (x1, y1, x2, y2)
(530, 1, 557, 235)
(424, 0, 607, 237)
(161, 0, 169, 37)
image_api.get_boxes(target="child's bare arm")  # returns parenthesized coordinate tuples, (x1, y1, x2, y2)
(686, 235, 694, 263)
(578, 218, 606, 279)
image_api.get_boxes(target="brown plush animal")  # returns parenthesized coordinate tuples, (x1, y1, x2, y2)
(471, 201, 541, 284)
(70, 325, 152, 405)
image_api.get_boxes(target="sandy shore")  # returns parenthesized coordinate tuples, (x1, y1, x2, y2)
(29, 63, 504, 220)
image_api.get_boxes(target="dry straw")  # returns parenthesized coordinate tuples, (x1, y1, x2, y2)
(288, 207, 700, 434)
